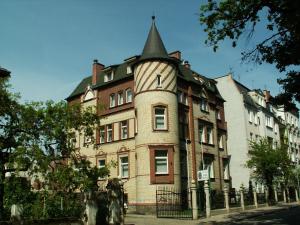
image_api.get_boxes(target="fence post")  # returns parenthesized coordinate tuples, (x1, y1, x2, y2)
(204, 181, 211, 218)
(224, 185, 229, 213)
(240, 186, 245, 211)
(253, 189, 258, 208)
(191, 180, 198, 220)
(295, 188, 299, 202)
(274, 186, 278, 203)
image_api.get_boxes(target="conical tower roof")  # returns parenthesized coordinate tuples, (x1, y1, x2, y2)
(140, 17, 170, 61)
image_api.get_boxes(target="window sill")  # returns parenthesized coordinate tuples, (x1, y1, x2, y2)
(201, 110, 209, 114)
(200, 142, 215, 147)
(155, 173, 169, 176)
(153, 129, 168, 132)
(218, 147, 224, 150)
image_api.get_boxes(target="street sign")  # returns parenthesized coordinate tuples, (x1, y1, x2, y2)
(197, 170, 209, 181)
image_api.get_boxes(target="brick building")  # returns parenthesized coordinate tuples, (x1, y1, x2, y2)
(67, 18, 230, 213)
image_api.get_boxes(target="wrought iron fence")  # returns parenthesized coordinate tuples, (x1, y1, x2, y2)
(156, 186, 193, 219)
(257, 192, 266, 204)
(210, 190, 225, 210)
(243, 189, 254, 206)
(277, 190, 284, 202)
(229, 188, 240, 208)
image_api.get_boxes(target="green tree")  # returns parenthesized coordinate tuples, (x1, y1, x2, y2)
(0, 76, 109, 220)
(199, 0, 300, 106)
(246, 138, 292, 203)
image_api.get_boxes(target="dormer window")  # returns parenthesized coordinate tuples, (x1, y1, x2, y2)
(157, 74, 162, 87)
(127, 66, 132, 74)
(104, 71, 114, 82)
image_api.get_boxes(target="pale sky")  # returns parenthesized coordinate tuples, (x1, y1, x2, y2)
(0, 0, 286, 102)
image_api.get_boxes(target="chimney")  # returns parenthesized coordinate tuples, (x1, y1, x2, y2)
(169, 50, 181, 60)
(183, 60, 190, 69)
(92, 59, 105, 85)
(263, 90, 271, 103)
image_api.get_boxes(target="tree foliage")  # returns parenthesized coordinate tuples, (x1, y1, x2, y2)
(0, 76, 109, 220)
(246, 138, 292, 202)
(199, 0, 300, 105)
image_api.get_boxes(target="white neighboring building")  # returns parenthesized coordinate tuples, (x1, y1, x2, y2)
(276, 105, 300, 164)
(215, 74, 281, 189)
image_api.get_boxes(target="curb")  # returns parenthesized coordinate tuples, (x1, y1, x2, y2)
(231, 204, 299, 222)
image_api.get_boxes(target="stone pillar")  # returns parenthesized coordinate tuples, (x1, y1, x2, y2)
(224, 185, 230, 213)
(295, 188, 299, 202)
(274, 186, 278, 203)
(204, 181, 211, 218)
(240, 187, 245, 211)
(265, 186, 269, 206)
(191, 180, 198, 220)
(253, 189, 258, 208)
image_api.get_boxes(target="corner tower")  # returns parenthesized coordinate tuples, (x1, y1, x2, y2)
(133, 17, 180, 212)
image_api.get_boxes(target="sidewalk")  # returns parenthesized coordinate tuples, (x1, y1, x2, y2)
(125, 202, 299, 225)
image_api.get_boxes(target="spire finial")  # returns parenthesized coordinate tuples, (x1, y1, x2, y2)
(152, 12, 155, 22)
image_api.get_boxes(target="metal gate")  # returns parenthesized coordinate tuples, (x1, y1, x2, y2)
(156, 186, 192, 219)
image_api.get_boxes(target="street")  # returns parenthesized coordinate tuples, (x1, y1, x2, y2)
(125, 204, 300, 225)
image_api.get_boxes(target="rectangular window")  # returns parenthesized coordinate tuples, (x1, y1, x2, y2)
(125, 89, 132, 103)
(199, 123, 205, 143)
(248, 110, 253, 123)
(121, 121, 128, 139)
(250, 132, 253, 141)
(99, 126, 105, 144)
(217, 109, 221, 120)
(98, 159, 106, 179)
(110, 94, 115, 108)
(200, 98, 209, 112)
(207, 127, 213, 144)
(155, 150, 168, 174)
(266, 115, 273, 128)
(118, 92, 124, 105)
(218, 135, 223, 148)
(154, 106, 166, 130)
(119, 156, 129, 178)
(104, 71, 114, 82)
(204, 158, 214, 178)
(126, 66, 132, 74)
(157, 74, 162, 87)
(107, 124, 113, 142)
(98, 159, 106, 169)
(223, 159, 229, 180)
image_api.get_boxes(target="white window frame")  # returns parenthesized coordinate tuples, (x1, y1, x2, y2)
(200, 98, 209, 112)
(125, 89, 132, 103)
(204, 158, 214, 178)
(107, 124, 112, 142)
(126, 66, 132, 74)
(99, 126, 105, 144)
(104, 71, 114, 82)
(118, 92, 124, 105)
(155, 150, 168, 175)
(218, 135, 223, 148)
(121, 121, 128, 139)
(98, 159, 106, 169)
(223, 160, 229, 180)
(217, 109, 221, 120)
(207, 127, 213, 144)
(119, 156, 129, 178)
(154, 106, 166, 130)
(110, 94, 115, 108)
